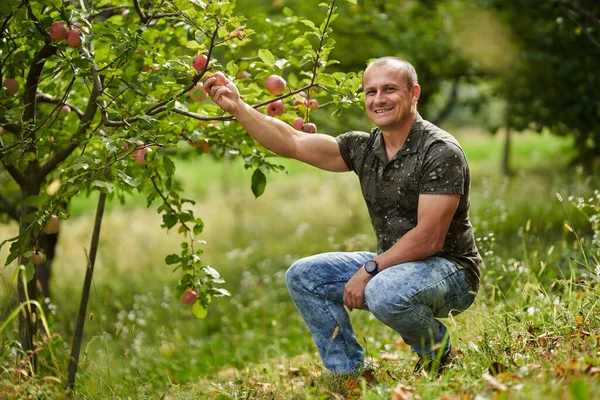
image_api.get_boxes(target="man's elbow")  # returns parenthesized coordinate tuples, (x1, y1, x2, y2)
(426, 235, 445, 254)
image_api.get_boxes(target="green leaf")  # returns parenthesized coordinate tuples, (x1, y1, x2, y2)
(165, 254, 180, 265)
(226, 60, 239, 78)
(203, 265, 221, 279)
(346, 0, 357, 3)
(258, 49, 276, 65)
(185, 41, 203, 50)
(251, 168, 267, 198)
(91, 180, 114, 193)
(192, 301, 208, 319)
(163, 156, 176, 176)
(299, 19, 316, 30)
(115, 170, 139, 187)
(21, 195, 44, 207)
(210, 287, 231, 297)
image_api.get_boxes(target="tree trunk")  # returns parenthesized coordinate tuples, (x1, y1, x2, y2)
(67, 192, 107, 390)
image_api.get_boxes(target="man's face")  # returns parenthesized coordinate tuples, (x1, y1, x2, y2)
(363, 62, 420, 131)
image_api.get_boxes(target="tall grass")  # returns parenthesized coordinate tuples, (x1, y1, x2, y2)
(1, 129, 598, 399)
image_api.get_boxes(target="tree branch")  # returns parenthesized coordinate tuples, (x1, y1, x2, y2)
(40, 48, 101, 178)
(24, 44, 58, 124)
(1, 161, 24, 186)
(36, 91, 84, 119)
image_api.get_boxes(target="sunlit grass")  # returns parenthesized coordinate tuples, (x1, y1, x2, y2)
(0, 128, 598, 399)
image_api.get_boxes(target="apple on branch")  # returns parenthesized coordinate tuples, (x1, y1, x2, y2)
(192, 54, 208, 71)
(267, 100, 285, 116)
(182, 288, 198, 306)
(49, 22, 68, 41)
(303, 123, 317, 133)
(59, 105, 71, 116)
(32, 250, 45, 266)
(265, 75, 286, 95)
(189, 82, 208, 102)
(293, 117, 304, 131)
(67, 28, 84, 48)
(204, 72, 228, 87)
(3, 78, 19, 95)
(43, 215, 61, 234)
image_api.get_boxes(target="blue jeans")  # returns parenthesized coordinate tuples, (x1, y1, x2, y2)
(285, 252, 476, 373)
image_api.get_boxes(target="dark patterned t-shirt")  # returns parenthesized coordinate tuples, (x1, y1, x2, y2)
(336, 114, 481, 289)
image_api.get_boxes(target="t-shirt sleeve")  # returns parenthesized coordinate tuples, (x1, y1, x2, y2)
(335, 131, 370, 173)
(419, 141, 467, 195)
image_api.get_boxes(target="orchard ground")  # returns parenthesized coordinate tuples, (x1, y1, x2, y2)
(1, 128, 599, 399)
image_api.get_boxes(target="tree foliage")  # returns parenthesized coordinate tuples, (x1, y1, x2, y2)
(0, 0, 361, 378)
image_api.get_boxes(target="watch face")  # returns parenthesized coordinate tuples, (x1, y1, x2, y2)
(365, 260, 378, 274)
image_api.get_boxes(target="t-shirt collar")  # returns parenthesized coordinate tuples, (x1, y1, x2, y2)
(372, 113, 425, 162)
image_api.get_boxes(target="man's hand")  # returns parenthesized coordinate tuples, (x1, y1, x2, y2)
(203, 73, 242, 114)
(343, 267, 372, 311)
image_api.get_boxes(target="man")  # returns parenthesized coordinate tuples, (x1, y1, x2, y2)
(204, 56, 481, 376)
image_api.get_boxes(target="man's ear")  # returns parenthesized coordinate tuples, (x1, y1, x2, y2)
(411, 84, 421, 103)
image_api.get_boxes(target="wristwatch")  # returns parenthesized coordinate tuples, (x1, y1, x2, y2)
(363, 259, 379, 276)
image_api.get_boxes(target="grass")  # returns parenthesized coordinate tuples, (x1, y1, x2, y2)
(1, 128, 599, 399)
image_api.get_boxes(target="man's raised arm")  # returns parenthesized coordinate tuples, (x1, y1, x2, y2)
(204, 74, 348, 172)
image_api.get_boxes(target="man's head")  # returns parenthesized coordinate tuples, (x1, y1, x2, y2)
(363, 57, 421, 132)
(364, 57, 419, 90)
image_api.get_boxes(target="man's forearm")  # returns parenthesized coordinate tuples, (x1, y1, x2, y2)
(232, 102, 299, 159)
(373, 226, 443, 270)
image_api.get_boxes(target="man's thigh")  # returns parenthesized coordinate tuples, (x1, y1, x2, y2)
(287, 251, 376, 300)
(365, 257, 475, 317)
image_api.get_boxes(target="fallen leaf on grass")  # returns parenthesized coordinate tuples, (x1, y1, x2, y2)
(392, 383, 413, 400)
(482, 373, 508, 392)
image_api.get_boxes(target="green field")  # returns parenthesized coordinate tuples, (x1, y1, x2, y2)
(1, 129, 599, 399)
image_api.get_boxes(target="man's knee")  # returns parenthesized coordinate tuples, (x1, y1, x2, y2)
(285, 257, 312, 291)
(364, 280, 411, 323)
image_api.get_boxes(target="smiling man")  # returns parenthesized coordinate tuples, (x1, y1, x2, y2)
(204, 56, 481, 376)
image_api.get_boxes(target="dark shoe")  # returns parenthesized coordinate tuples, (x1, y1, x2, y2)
(414, 346, 456, 376)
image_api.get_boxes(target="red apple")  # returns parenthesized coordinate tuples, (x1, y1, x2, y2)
(303, 123, 317, 133)
(67, 28, 83, 48)
(298, 91, 308, 99)
(43, 215, 61, 234)
(182, 289, 198, 306)
(204, 72, 228, 86)
(121, 9, 130, 17)
(192, 54, 208, 71)
(189, 82, 207, 101)
(133, 140, 150, 165)
(309, 99, 319, 110)
(293, 117, 304, 131)
(50, 22, 68, 41)
(32, 250, 45, 266)
(3, 78, 19, 95)
(265, 75, 286, 95)
(267, 100, 285, 116)
(59, 105, 71, 116)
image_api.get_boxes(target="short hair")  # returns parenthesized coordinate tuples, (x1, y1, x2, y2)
(365, 57, 419, 89)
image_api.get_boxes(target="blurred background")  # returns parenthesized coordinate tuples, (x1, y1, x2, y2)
(1, 0, 599, 397)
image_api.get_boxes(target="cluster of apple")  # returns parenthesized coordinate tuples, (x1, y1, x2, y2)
(32, 215, 61, 265)
(49, 21, 85, 48)
(264, 75, 318, 133)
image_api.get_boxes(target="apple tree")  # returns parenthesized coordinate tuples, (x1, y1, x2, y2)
(0, 0, 362, 384)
